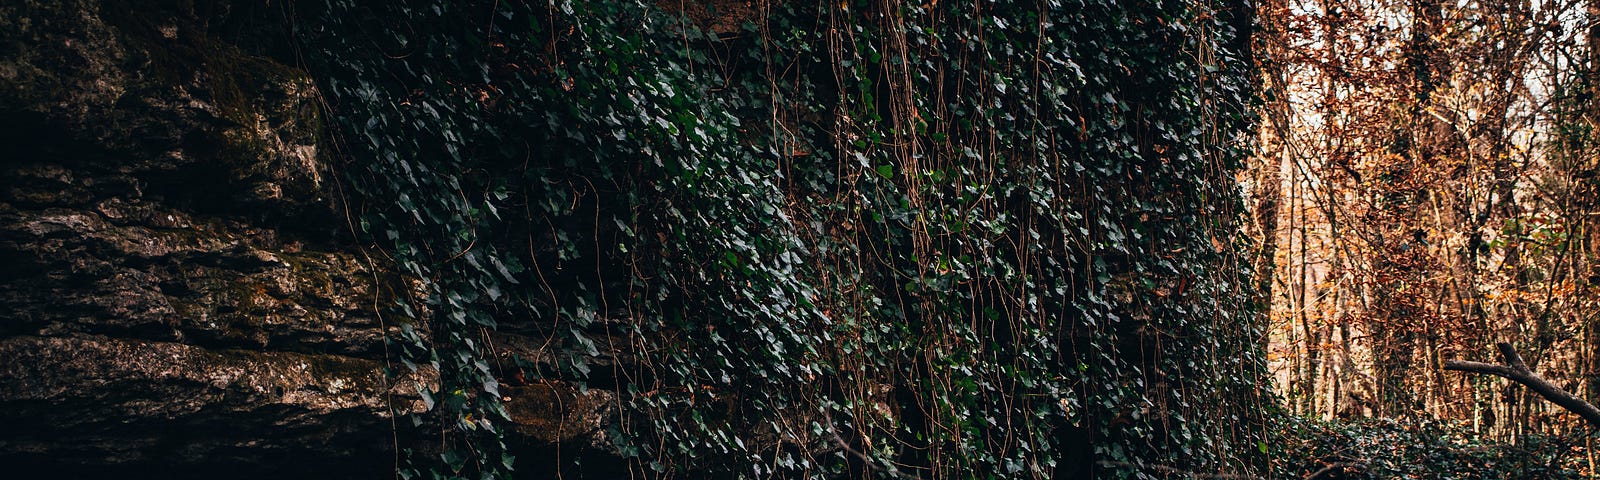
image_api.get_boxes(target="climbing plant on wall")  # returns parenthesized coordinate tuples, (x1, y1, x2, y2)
(299, 0, 1267, 478)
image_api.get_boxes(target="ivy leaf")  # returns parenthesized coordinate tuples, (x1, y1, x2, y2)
(418, 385, 436, 411)
(490, 256, 520, 284)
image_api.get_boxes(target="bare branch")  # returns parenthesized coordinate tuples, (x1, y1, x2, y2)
(1095, 461, 1260, 479)
(1444, 342, 1600, 428)
(1303, 461, 1365, 480)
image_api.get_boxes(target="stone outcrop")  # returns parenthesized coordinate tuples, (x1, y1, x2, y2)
(0, 1, 614, 477)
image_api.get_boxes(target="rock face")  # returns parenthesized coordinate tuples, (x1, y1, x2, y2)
(0, 1, 612, 477)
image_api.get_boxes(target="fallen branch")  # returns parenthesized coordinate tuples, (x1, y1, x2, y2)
(1443, 342, 1600, 428)
(1303, 461, 1364, 480)
(1094, 461, 1260, 479)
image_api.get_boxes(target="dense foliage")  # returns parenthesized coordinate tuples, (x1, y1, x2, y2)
(298, 0, 1266, 478)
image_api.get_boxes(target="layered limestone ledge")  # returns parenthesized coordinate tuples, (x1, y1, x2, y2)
(0, 0, 617, 476)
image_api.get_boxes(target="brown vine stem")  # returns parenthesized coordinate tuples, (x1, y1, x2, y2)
(819, 407, 924, 480)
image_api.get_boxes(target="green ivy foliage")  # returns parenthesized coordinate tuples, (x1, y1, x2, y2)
(299, 0, 1266, 478)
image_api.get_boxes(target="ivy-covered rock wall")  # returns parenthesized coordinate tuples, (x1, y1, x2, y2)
(0, 0, 1266, 478)
(302, 0, 1269, 478)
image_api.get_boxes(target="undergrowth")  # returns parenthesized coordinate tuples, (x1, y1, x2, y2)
(1272, 415, 1589, 479)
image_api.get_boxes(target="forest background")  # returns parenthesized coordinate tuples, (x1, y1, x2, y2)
(1256, 0, 1600, 476)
